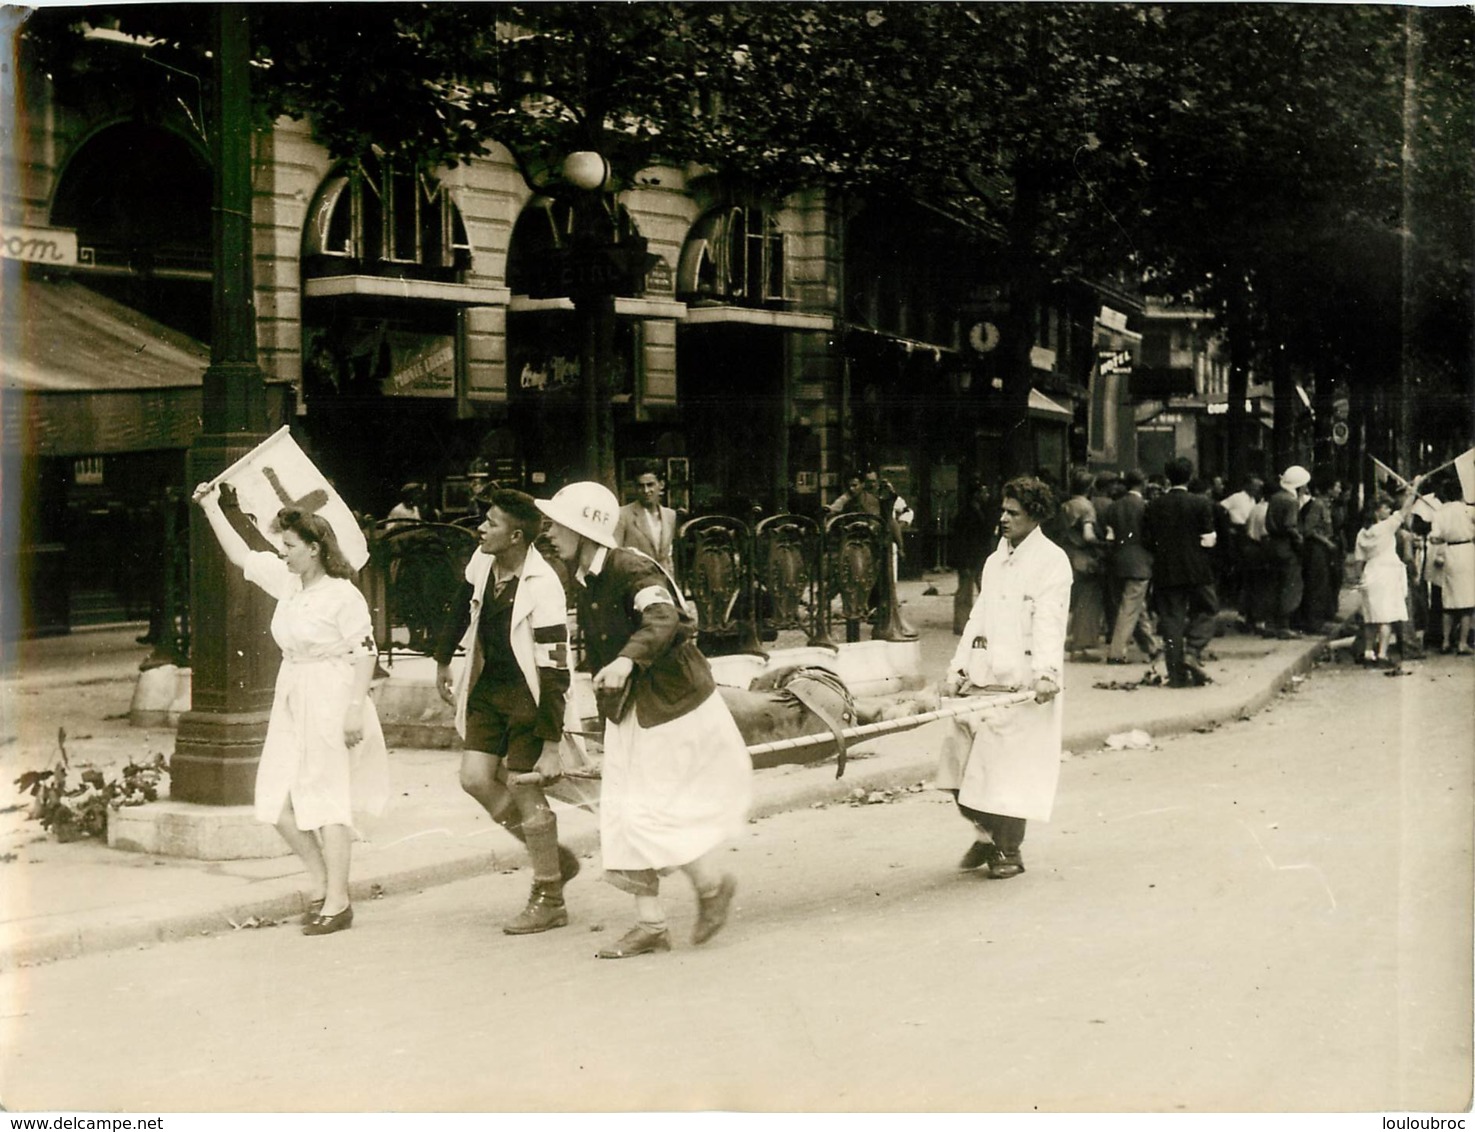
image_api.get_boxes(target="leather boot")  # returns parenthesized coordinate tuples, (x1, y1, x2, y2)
(497, 811, 580, 882)
(503, 879, 568, 935)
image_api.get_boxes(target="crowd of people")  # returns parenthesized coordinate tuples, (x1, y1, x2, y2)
(950, 458, 1475, 680)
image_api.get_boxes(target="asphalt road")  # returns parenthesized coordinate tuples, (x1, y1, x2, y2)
(2, 656, 1471, 1114)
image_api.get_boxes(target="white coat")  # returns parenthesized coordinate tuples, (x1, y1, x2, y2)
(935, 525, 1072, 821)
(450, 544, 569, 740)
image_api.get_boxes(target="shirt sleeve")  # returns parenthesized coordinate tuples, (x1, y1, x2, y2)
(1030, 549, 1073, 683)
(333, 582, 378, 658)
(615, 559, 681, 668)
(242, 550, 292, 601)
(431, 581, 475, 666)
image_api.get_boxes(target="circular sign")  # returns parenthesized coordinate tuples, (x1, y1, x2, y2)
(1331, 421, 1350, 447)
(968, 322, 1000, 354)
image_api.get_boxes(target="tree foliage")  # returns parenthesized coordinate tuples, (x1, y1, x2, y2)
(20, 2, 1473, 477)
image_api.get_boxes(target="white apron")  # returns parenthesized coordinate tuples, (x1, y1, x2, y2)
(599, 689, 753, 871)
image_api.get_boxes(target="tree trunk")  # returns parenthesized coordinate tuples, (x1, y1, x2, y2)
(1223, 294, 1254, 487)
(1270, 346, 1299, 475)
(999, 171, 1046, 482)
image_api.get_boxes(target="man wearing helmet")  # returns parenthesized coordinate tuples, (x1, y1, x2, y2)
(1263, 465, 1311, 639)
(538, 481, 753, 959)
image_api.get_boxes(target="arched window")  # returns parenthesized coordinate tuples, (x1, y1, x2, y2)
(678, 206, 786, 305)
(303, 154, 471, 281)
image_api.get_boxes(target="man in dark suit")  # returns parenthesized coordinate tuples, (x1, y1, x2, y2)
(1102, 469, 1162, 666)
(1142, 456, 1219, 687)
(614, 461, 679, 581)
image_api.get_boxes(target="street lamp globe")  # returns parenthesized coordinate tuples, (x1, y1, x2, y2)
(562, 150, 610, 192)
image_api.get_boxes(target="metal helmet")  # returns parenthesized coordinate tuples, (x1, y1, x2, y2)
(536, 482, 621, 548)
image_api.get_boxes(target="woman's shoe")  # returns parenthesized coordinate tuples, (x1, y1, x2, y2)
(596, 924, 671, 959)
(693, 875, 738, 945)
(302, 905, 353, 936)
(989, 850, 1026, 879)
(300, 897, 325, 926)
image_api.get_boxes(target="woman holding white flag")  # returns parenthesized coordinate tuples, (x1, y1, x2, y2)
(194, 483, 389, 935)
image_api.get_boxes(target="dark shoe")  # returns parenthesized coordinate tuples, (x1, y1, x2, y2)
(1167, 677, 1194, 689)
(300, 897, 325, 926)
(989, 851, 1026, 879)
(1183, 656, 1213, 685)
(503, 881, 568, 935)
(958, 840, 999, 871)
(693, 874, 738, 945)
(558, 845, 582, 883)
(302, 905, 354, 936)
(1104, 657, 1131, 666)
(596, 924, 672, 959)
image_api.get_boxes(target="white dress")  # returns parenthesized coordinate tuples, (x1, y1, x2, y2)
(243, 552, 390, 831)
(1355, 514, 1409, 625)
(935, 526, 1073, 821)
(1431, 501, 1475, 611)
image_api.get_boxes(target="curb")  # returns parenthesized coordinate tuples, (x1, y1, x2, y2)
(0, 632, 1338, 971)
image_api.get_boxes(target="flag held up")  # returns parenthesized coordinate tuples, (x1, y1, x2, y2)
(197, 426, 370, 571)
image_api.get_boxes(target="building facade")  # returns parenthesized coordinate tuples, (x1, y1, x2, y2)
(4, 31, 1153, 627)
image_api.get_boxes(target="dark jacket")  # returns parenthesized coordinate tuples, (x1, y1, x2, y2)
(1103, 490, 1153, 580)
(949, 498, 997, 575)
(578, 547, 715, 729)
(1142, 487, 1217, 588)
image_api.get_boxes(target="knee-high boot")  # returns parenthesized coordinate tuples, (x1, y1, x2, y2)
(491, 803, 580, 883)
(503, 812, 569, 935)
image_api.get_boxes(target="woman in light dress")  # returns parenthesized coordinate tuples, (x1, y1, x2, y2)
(1355, 476, 1423, 665)
(194, 484, 389, 935)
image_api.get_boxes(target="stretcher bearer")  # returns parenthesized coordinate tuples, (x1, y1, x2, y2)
(538, 482, 753, 959)
(434, 489, 581, 934)
(938, 476, 1072, 880)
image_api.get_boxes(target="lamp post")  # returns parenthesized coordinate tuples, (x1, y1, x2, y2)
(171, 4, 276, 804)
(555, 150, 648, 491)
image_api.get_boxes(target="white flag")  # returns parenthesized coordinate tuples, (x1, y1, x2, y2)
(205, 427, 370, 571)
(1454, 447, 1475, 505)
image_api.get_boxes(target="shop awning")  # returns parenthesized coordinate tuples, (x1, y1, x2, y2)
(1, 276, 207, 456)
(1028, 388, 1074, 422)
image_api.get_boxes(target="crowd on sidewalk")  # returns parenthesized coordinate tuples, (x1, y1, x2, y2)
(950, 456, 1475, 681)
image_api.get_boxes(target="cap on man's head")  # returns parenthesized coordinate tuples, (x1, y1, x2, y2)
(1279, 465, 1311, 492)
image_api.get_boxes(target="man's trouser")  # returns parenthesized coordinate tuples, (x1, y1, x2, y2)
(1154, 583, 1219, 680)
(1107, 576, 1160, 661)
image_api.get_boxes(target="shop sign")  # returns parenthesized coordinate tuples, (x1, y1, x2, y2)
(1098, 305, 1129, 332)
(1030, 345, 1057, 372)
(381, 331, 456, 397)
(1, 224, 78, 266)
(646, 258, 675, 295)
(74, 456, 104, 485)
(1099, 349, 1133, 376)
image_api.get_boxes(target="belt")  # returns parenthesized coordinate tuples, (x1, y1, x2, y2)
(1443, 540, 1472, 546)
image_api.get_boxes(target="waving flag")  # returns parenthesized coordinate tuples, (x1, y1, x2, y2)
(1454, 447, 1475, 504)
(202, 427, 370, 571)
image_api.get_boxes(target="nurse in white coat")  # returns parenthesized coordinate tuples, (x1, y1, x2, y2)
(195, 484, 388, 935)
(938, 476, 1072, 879)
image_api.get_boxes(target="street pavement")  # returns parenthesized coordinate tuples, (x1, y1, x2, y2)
(0, 573, 1372, 972)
